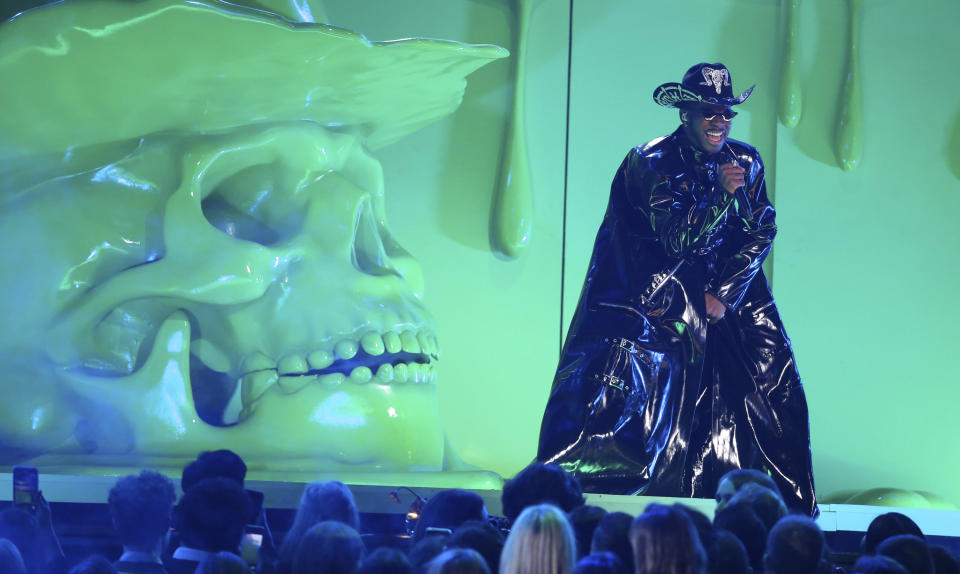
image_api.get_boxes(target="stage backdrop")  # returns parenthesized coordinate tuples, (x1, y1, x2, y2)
(562, 0, 960, 508)
(1, 0, 958, 507)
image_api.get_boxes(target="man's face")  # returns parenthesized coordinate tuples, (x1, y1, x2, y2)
(682, 103, 735, 154)
(715, 476, 737, 511)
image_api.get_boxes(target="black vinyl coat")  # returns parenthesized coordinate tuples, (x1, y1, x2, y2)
(538, 127, 816, 515)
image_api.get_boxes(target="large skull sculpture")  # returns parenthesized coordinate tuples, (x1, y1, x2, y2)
(0, 0, 506, 475)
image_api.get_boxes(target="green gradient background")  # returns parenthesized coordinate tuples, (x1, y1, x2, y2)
(561, 0, 960, 507)
(325, 0, 960, 506)
(3, 0, 959, 506)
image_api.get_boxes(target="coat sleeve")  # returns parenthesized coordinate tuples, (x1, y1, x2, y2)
(620, 147, 735, 259)
(708, 153, 777, 309)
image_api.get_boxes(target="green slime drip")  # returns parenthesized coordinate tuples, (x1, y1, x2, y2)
(836, 0, 862, 171)
(491, 0, 536, 259)
(779, 0, 802, 128)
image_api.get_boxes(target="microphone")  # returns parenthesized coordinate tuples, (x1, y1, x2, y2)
(723, 147, 752, 215)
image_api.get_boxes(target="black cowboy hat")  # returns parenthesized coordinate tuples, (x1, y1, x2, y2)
(652, 62, 755, 108)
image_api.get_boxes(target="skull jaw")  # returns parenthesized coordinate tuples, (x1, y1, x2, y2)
(26, 312, 447, 472)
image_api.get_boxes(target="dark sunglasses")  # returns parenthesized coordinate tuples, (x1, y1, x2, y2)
(699, 109, 737, 121)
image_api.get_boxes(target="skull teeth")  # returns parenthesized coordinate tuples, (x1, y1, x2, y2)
(260, 330, 439, 376)
(194, 331, 439, 426)
(277, 374, 311, 394)
(400, 331, 421, 354)
(307, 349, 335, 370)
(242, 370, 278, 404)
(228, 329, 439, 421)
(277, 354, 309, 375)
(360, 332, 385, 356)
(236, 360, 436, 421)
(243, 351, 275, 373)
(383, 332, 402, 354)
(349, 366, 374, 384)
(334, 339, 359, 361)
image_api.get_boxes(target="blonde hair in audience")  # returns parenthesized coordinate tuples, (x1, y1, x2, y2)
(500, 504, 577, 574)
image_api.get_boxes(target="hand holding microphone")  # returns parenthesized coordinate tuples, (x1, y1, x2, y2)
(717, 161, 746, 195)
(718, 152, 755, 219)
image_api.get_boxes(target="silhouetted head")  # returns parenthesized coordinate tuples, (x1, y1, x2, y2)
(298, 481, 361, 529)
(196, 551, 250, 574)
(571, 552, 623, 574)
(502, 463, 585, 522)
(292, 521, 365, 574)
(568, 505, 608, 559)
(449, 520, 504, 574)
(713, 502, 766, 573)
(426, 548, 490, 574)
(181, 449, 247, 492)
(715, 470, 779, 512)
(409, 533, 451, 574)
(708, 529, 750, 574)
(359, 547, 412, 574)
(929, 546, 960, 574)
(278, 480, 361, 567)
(728, 484, 787, 532)
(630, 504, 706, 574)
(590, 512, 633, 574)
(176, 476, 250, 552)
(763, 515, 825, 574)
(863, 513, 925, 555)
(876, 535, 933, 574)
(0, 508, 42, 573)
(674, 504, 714, 550)
(414, 489, 487, 541)
(851, 555, 909, 574)
(0, 539, 26, 574)
(108, 470, 176, 551)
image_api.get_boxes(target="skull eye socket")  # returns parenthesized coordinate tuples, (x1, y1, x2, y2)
(200, 164, 306, 246)
(202, 194, 282, 245)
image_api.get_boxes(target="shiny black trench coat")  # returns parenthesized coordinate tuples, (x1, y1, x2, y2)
(538, 128, 816, 515)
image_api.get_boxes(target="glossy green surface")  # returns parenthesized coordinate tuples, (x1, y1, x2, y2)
(779, 0, 802, 128)
(325, 0, 569, 481)
(491, 0, 535, 259)
(564, 0, 960, 508)
(0, 0, 506, 478)
(254, 0, 328, 22)
(3, 0, 959, 510)
(841, 488, 959, 511)
(835, 0, 862, 171)
(770, 0, 960, 508)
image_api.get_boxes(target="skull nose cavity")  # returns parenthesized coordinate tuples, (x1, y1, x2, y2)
(352, 200, 401, 278)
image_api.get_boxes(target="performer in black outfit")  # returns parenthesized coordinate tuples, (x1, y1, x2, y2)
(538, 63, 817, 516)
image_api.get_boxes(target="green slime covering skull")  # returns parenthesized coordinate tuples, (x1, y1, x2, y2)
(0, 0, 507, 476)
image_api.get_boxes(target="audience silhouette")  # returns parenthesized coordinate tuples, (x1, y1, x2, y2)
(108, 470, 177, 574)
(630, 503, 706, 574)
(4, 456, 958, 574)
(291, 521, 364, 574)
